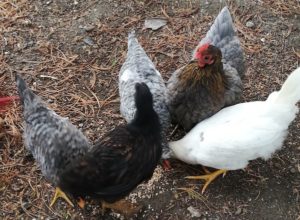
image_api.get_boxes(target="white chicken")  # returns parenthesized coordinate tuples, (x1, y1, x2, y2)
(167, 67, 300, 193)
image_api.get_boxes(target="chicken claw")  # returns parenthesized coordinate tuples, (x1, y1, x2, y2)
(50, 187, 74, 207)
(185, 169, 227, 193)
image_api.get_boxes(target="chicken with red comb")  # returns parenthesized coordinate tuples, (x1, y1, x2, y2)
(166, 6, 245, 135)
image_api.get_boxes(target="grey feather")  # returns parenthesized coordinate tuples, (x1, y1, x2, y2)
(223, 63, 243, 105)
(16, 75, 90, 185)
(119, 31, 170, 156)
(192, 6, 245, 77)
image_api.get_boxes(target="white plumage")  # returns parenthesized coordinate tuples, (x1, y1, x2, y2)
(168, 67, 300, 170)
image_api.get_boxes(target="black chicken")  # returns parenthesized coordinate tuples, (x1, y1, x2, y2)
(58, 82, 162, 215)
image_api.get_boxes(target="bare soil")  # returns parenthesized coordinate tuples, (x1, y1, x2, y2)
(1, 0, 300, 219)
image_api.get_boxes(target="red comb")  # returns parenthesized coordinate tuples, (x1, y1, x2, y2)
(197, 43, 210, 53)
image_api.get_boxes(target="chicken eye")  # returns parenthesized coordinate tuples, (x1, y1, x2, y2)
(203, 56, 210, 61)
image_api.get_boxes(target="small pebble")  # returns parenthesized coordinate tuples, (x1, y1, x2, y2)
(79, 123, 83, 127)
(11, 183, 22, 192)
(274, 163, 281, 168)
(290, 167, 296, 173)
(246, 21, 255, 28)
(187, 206, 201, 218)
(22, 202, 32, 210)
(235, 207, 242, 215)
(84, 25, 95, 32)
(83, 36, 94, 46)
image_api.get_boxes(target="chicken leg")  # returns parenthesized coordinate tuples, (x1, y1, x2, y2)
(77, 197, 85, 209)
(50, 187, 74, 207)
(101, 200, 141, 217)
(185, 169, 227, 193)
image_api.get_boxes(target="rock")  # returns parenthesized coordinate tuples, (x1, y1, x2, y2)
(84, 25, 95, 32)
(246, 21, 255, 28)
(274, 163, 281, 168)
(235, 207, 242, 215)
(144, 18, 167, 30)
(79, 25, 95, 32)
(83, 36, 94, 46)
(187, 206, 201, 218)
(22, 202, 32, 210)
(290, 167, 296, 173)
(11, 183, 22, 192)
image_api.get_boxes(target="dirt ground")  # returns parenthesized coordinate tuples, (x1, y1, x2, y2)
(1, 0, 300, 219)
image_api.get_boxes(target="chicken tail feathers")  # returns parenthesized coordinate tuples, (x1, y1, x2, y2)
(134, 83, 156, 119)
(206, 7, 235, 44)
(127, 30, 138, 49)
(273, 67, 300, 106)
(15, 74, 38, 107)
(196, 6, 235, 49)
(128, 30, 136, 40)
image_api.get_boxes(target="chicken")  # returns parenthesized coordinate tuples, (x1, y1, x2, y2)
(58, 83, 162, 216)
(119, 30, 170, 164)
(167, 67, 300, 193)
(16, 74, 90, 207)
(167, 6, 245, 131)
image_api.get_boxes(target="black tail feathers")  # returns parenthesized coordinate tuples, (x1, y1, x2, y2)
(134, 82, 153, 112)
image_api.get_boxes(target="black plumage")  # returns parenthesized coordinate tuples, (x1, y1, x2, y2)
(58, 82, 162, 203)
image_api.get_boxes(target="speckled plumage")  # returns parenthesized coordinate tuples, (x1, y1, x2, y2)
(119, 31, 170, 156)
(167, 7, 245, 131)
(16, 75, 90, 186)
(58, 83, 162, 202)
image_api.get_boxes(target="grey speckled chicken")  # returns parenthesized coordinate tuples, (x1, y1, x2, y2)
(16, 74, 90, 207)
(119, 31, 170, 158)
(167, 6, 245, 131)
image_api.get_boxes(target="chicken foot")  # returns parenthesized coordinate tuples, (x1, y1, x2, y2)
(185, 169, 227, 193)
(50, 187, 74, 207)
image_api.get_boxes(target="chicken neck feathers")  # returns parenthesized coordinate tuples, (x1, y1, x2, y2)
(168, 61, 228, 130)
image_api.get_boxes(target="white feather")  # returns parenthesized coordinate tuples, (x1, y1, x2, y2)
(120, 69, 135, 82)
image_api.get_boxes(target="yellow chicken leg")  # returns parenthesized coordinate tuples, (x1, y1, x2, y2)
(101, 200, 141, 217)
(50, 187, 74, 207)
(77, 197, 85, 209)
(185, 169, 227, 193)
